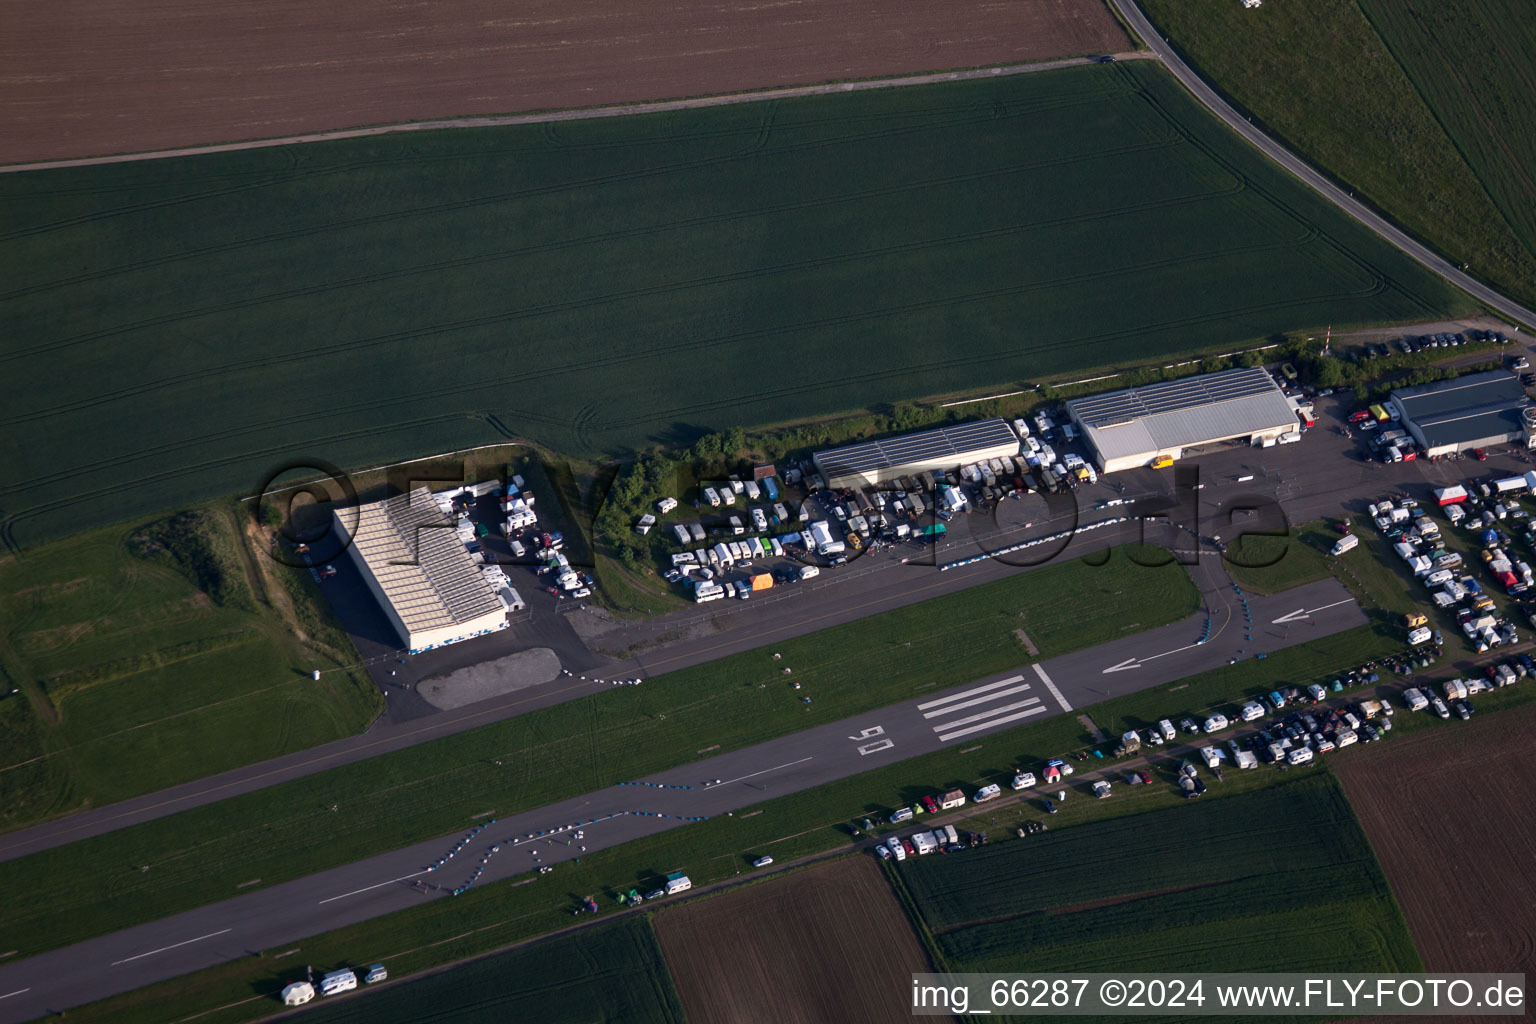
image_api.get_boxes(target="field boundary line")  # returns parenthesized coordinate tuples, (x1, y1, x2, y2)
(0, 54, 1155, 175)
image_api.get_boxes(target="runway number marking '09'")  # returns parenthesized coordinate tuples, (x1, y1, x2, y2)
(849, 725, 893, 755)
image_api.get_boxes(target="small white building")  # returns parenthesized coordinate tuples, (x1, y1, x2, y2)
(281, 982, 315, 1006)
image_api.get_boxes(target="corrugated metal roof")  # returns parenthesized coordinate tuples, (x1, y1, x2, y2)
(1067, 367, 1296, 463)
(815, 418, 1017, 479)
(1393, 371, 1532, 448)
(345, 488, 503, 634)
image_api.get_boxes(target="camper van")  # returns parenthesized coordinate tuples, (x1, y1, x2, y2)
(320, 970, 358, 997)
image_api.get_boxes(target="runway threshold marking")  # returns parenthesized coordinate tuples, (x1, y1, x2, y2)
(937, 705, 1047, 742)
(109, 928, 232, 966)
(930, 697, 1041, 733)
(318, 870, 427, 905)
(915, 675, 1025, 712)
(920, 680, 1031, 719)
(1031, 664, 1073, 712)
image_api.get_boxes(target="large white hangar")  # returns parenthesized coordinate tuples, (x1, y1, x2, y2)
(1067, 366, 1298, 473)
(1392, 370, 1536, 457)
(333, 487, 508, 654)
(813, 418, 1019, 490)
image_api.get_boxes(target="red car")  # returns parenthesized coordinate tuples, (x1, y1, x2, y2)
(1348, 410, 1372, 423)
(920, 795, 940, 815)
(901, 839, 917, 857)
(1471, 448, 1488, 461)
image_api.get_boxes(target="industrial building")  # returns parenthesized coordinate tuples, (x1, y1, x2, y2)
(1391, 370, 1536, 457)
(1066, 367, 1298, 473)
(813, 418, 1019, 490)
(334, 487, 511, 654)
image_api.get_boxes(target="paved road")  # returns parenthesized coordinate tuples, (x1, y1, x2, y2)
(1109, 0, 1536, 332)
(0, 571, 1363, 1022)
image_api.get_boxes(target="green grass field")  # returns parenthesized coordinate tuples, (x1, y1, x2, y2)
(0, 547, 1195, 956)
(0, 60, 1468, 552)
(296, 917, 684, 1024)
(1141, 0, 1536, 309)
(0, 507, 380, 833)
(897, 773, 1420, 977)
(1224, 522, 1337, 595)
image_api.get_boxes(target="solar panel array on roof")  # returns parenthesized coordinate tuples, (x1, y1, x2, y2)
(815, 419, 1018, 482)
(1071, 367, 1281, 428)
(1065, 367, 1297, 469)
(344, 488, 502, 634)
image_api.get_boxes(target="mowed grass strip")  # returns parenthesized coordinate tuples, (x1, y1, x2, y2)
(0, 510, 380, 833)
(1141, 0, 1536, 307)
(0, 60, 1467, 551)
(0, 549, 1195, 956)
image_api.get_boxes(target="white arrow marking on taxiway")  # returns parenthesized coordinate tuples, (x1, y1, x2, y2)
(1271, 598, 1355, 624)
(1102, 642, 1204, 674)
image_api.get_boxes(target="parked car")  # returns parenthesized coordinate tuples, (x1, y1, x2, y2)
(751, 855, 774, 868)
(1431, 696, 1451, 719)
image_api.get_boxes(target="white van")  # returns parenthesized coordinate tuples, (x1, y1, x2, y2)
(320, 970, 358, 997)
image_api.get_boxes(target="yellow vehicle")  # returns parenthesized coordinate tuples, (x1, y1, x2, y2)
(1150, 454, 1174, 469)
(1404, 612, 1427, 628)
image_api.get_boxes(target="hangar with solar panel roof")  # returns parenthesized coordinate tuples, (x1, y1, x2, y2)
(1066, 366, 1300, 473)
(812, 418, 1020, 490)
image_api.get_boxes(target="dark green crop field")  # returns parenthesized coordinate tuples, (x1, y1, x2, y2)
(896, 773, 1421, 977)
(1142, 0, 1536, 310)
(1356, 0, 1536, 287)
(294, 917, 684, 1024)
(0, 60, 1466, 551)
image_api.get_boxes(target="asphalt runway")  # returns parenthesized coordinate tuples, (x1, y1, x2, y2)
(0, 571, 1365, 1021)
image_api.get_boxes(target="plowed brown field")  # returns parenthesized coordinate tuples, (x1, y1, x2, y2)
(1, 0, 1130, 164)
(653, 856, 934, 1024)
(1333, 703, 1536, 1023)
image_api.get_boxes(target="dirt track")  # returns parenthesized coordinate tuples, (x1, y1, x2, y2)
(653, 855, 932, 1024)
(1, 0, 1129, 165)
(1333, 703, 1536, 1023)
